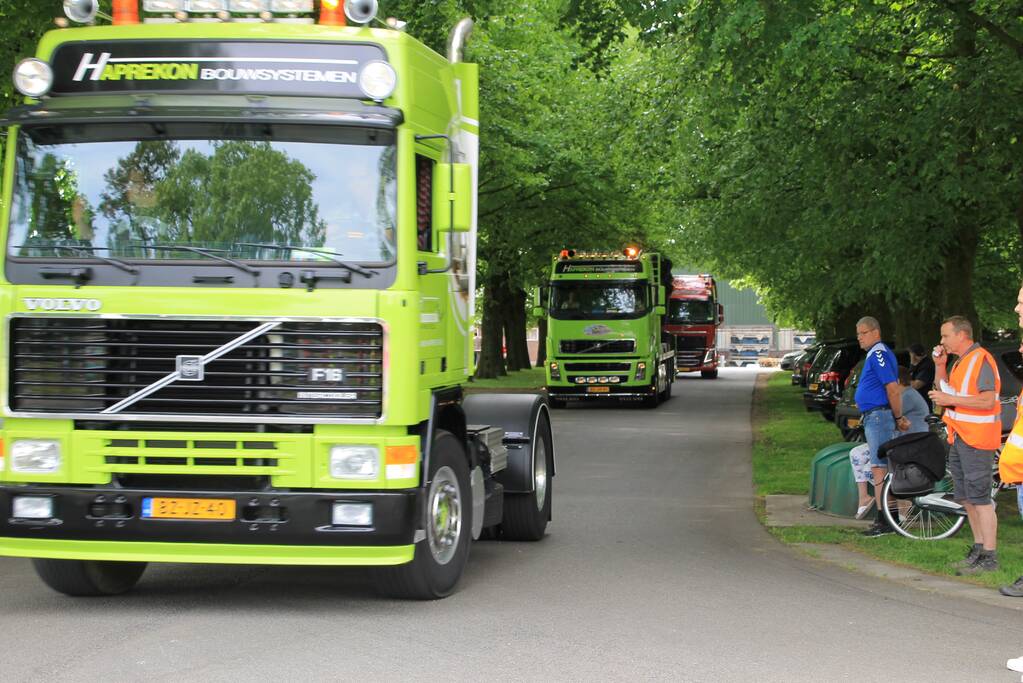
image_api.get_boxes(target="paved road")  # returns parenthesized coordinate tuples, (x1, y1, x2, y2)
(2, 368, 1023, 681)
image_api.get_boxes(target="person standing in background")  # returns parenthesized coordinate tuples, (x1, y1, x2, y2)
(909, 343, 936, 411)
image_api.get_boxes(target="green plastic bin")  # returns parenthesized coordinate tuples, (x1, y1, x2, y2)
(808, 442, 873, 517)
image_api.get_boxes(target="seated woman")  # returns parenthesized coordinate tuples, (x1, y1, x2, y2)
(850, 365, 930, 518)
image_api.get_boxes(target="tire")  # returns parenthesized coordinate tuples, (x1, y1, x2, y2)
(701, 369, 718, 379)
(822, 411, 835, 423)
(659, 375, 673, 402)
(376, 430, 472, 599)
(501, 411, 554, 541)
(32, 559, 146, 596)
(880, 474, 966, 540)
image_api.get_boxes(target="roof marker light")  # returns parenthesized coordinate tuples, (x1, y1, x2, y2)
(319, 0, 345, 25)
(113, 0, 141, 23)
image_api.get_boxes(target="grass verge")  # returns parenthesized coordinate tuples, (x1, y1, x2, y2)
(754, 371, 1023, 590)
(464, 367, 545, 391)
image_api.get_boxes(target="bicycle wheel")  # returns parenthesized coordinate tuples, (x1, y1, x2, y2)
(880, 474, 966, 540)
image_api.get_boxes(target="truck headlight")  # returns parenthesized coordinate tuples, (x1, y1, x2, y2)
(329, 445, 379, 479)
(549, 362, 560, 380)
(635, 362, 647, 381)
(13, 59, 53, 98)
(11, 440, 61, 473)
(358, 61, 397, 101)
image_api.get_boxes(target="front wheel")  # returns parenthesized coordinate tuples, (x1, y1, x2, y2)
(701, 369, 718, 379)
(32, 559, 146, 596)
(880, 475, 966, 540)
(376, 430, 472, 599)
(501, 410, 554, 541)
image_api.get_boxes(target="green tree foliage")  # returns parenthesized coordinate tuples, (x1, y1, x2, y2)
(633, 0, 1023, 339)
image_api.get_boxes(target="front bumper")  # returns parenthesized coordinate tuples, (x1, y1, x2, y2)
(0, 485, 419, 565)
(547, 384, 655, 401)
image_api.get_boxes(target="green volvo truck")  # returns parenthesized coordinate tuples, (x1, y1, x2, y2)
(0, 0, 554, 599)
(539, 248, 674, 408)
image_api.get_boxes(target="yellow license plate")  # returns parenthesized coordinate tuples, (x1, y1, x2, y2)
(847, 418, 861, 428)
(587, 386, 611, 393)
(809, 383, 818, 391)
(679, 368, 693, 373)
(143, 497, 236, 520)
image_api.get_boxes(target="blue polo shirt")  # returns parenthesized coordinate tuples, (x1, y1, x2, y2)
(855, 342, 898, 412)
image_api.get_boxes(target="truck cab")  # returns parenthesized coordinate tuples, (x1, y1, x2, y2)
(663, 274, 723, 379)
(0, 0, 553, 599)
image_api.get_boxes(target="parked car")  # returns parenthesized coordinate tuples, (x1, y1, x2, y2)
(834, 358, 865, 440)
(780, 349, 802, 371)
(790, 343, 823, 386)
(803, 339, 865, 422)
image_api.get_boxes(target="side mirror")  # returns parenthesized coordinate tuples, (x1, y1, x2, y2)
(654, 305, 666, 316)
(717, 303, 724, 325)
(531, 285, 545, 317)
(433, 163, 472, 232)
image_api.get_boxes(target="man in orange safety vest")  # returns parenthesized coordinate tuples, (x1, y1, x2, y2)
(929, 315, 1001, 575)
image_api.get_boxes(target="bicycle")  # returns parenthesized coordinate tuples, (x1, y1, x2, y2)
(879, 424, 1009, 540)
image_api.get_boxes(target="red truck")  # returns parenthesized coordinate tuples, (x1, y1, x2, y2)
(663, 274, 724, 379)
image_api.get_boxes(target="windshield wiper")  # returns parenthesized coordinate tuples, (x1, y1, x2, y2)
(18, 245, 140, 276)
(149, 245, 260, 277)
(237, 243, 376, 277)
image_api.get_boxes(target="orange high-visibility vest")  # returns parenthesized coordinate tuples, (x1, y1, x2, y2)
(942, 345, 1001, 450)
(999, 390, 1023, 484)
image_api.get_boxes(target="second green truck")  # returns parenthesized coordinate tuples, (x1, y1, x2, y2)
(539, 248, 675, 408)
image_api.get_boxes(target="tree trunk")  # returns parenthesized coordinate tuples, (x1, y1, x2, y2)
(536, 316, 547, 366)
(475, 276, 508, 379)
(504, 287, 531, 371)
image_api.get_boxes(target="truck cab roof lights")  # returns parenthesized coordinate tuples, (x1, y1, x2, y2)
(344, 0, 377, 25)
(13, 59, 54, 98)
(114, 0, 141, 23)
(624, 246, 640, 259)
(318, 0, 345, 25)
(558, 249, 575, 259)
(359, 61, 396, 102)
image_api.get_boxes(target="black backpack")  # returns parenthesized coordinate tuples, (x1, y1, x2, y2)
(878, 431, 947, 498)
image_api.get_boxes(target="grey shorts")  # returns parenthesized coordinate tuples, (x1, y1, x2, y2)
(948, 436, 995, 505)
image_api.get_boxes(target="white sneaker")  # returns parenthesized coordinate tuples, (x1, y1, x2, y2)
(1006, 656, 1023, 672)
(855, 500, 876, 520)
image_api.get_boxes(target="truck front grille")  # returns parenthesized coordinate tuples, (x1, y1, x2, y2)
(9, 317, 383, 419)
(563, 362, 631, 372)
(559, 339, 636, 354)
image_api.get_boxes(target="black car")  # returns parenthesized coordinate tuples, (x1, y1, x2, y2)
(834, 343, 1023, 441)
(802, 340, 865, 421)
(790, 343, 823, 386)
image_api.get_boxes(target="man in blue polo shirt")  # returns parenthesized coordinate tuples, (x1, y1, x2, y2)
(854, 316, 909, 536)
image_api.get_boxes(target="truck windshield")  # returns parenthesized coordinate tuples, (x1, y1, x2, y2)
(668, 299, 715, 324)
(550, 283, 647, 320)
(7, 122, 396, 265)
